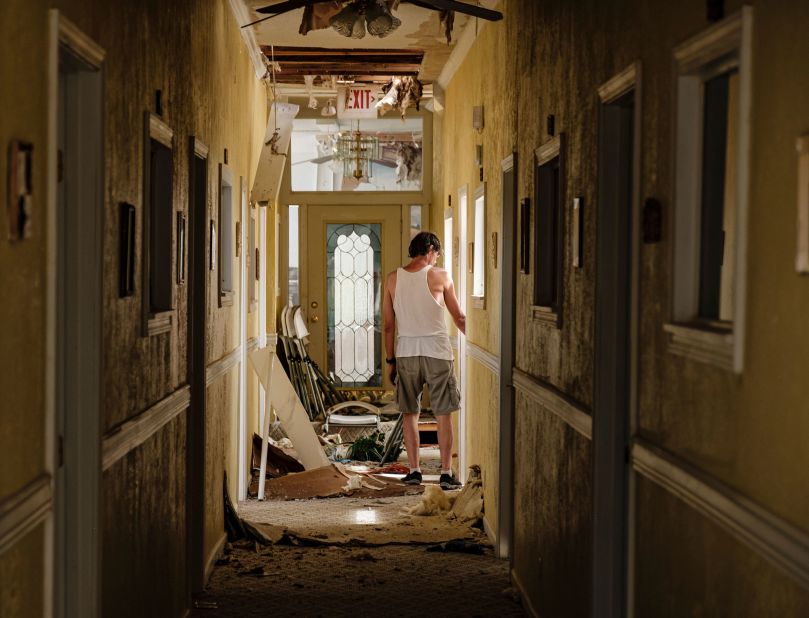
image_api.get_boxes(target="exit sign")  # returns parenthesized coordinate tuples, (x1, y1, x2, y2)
(337, 86, 382, 119)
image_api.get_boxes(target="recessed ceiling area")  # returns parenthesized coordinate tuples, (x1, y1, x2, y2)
(264, 46, 425, 84)
(246, 1, 489, 82)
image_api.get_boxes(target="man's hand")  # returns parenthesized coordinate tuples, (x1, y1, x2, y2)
(387, 360, 397, 384)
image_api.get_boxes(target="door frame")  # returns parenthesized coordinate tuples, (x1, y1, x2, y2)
(48, 11, 105, 618)
(456, 185, 469, 477)
(301, 203, 403, 391)
(497, 153, 518, 560)
(238, 179, 248, 500)
(187, 137, 209, 594)
(592, 62, 642, 618)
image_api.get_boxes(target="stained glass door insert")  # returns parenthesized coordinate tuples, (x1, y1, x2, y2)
(326, 223, 382, 387)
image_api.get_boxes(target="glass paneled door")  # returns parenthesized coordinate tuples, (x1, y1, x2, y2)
(305, 205, 402, 390)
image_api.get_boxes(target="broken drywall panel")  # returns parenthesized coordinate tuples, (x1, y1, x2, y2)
(252, 102, 299, 204)
(249, 347, 329, 471)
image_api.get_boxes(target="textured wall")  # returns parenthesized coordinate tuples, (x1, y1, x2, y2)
(0, 527, 45, 618)
(0, 0, 267, 615)
(0, 0, 50, 503)
(513, 393, 592, 617)
(439, 0, 809, 615)
(635, 477, 809, 617)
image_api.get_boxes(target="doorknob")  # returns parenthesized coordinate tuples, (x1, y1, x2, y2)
(311, 315, 319, 323)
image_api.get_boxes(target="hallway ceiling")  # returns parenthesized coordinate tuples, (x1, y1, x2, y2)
(245, 1, 497, 84)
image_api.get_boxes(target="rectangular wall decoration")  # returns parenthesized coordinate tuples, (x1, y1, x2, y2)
(119, 202, 136, 297)
(209, 220, 216, 271)
(572, 197, 583, 268)
(176, 212, 186, 285)
(796, 135, 809, 274)
(519, 198, 531, 273)
(7, 140, 33, 241)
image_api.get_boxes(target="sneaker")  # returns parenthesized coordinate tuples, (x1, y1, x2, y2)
(401, 470, 422, 485)
(439, 473, 462, 490)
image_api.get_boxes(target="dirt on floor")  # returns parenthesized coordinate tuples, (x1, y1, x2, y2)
(191, 541, 525, 617)
(193, 485, 525, 617)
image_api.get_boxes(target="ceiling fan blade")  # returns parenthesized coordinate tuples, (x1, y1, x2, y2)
(403, 0, 503, 21)
(255, 0, 320, 15)
(372, 158, 398, 168)
(294, 154, 335, 165)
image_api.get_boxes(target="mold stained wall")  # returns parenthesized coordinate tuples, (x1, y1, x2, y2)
(0, 0, 268, 616)
(435, 8, 516, 538)
(436, 0, 809, 616)
(0, 2, 51, 615)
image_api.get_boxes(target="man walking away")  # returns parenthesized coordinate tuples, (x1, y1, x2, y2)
(382, 231, 466, 489)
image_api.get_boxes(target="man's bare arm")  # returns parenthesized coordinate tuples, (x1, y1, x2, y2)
(443, 277, 466, 334)
(382, 271, 397, 379)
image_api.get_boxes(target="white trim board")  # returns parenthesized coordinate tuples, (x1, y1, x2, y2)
(512, 368, 592, 440)
(632, 439, 809, 591)
(0, 474, 52, 555)
(102, 387, 191, 471)
(598, 62, 639, 104)
(482, 515, 497, 548)
(466, 342, 500, 375)
(206, 345, 243, 387)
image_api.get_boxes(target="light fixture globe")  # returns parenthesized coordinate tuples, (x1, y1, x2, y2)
(321, 99, 337, 117)
(366, 0, 400, 38)
(330, 2, 364, 38)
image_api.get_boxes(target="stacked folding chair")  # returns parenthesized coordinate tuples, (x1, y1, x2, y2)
(278, 305, 384, 443)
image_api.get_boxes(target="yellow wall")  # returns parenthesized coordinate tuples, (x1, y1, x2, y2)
(438, 0, 809, 615)
(0, 0, 268, 615)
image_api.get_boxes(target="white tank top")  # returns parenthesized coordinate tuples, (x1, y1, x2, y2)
(393, 266, 453, 360)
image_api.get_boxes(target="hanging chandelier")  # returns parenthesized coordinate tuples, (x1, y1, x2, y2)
(335, 122, 379, 180)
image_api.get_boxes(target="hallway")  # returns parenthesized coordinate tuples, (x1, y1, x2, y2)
(3, 1, 809, 617)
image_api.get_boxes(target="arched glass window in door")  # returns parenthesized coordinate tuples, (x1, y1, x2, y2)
(326, 223, 382, 387)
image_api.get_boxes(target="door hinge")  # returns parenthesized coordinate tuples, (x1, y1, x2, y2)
(57, 149, 64, 183)
(57, 434, 64, 468)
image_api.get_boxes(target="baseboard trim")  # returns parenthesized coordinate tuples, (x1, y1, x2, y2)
(204, 532, 229, 586)
(466, 342, 500, 375)
(206, 345, 243, 387)
(102, 386, 191, 471)
(0, 473, 52, 555)
(512, 368, 592, 440)
(482, 514, 497, 548)
(633, 438, 809, 590)
(510, 567, 540, 618)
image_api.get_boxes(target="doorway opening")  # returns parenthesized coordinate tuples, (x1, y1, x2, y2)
(497, 154, 517, 560)
(53, 14, 104, 618)
(592, 66, 640, 617)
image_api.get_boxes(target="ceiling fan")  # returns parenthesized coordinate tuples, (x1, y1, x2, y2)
(245, 0, 503, 30)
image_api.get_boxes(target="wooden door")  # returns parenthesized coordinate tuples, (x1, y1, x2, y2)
(305, 204, 402, 391)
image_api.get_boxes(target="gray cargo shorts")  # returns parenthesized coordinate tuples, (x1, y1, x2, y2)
(394, 356, 460, 416)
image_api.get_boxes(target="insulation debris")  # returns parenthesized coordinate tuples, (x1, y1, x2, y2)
(449, 464, 484, 522)
(376, 76, 423, 118)
(406, 484, 451, 516)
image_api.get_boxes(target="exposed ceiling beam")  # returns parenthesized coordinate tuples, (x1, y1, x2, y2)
(263, 46, 425, 77)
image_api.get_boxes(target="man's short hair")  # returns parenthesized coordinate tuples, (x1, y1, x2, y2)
(408, 231, 442, 258)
